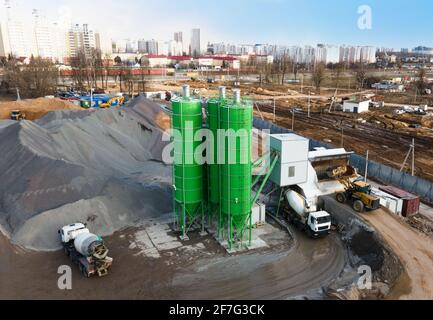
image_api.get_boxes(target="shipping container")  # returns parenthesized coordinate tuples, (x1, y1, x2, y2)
(379, 186, 420, 217)
(372, 188, 404, 216)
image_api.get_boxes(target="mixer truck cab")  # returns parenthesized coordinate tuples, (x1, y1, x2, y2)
(307, 211, 332, 237)
(285, 189, 331, 238)
(59, 223, 89, 243)
(59, 223, 113, 278)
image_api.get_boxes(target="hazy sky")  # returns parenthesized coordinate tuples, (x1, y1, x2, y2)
(7, 0, 433, 48)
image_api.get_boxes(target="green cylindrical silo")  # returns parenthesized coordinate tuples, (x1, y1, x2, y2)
(219, 90, 253, 240)
(207, 97, 220, 206)
(172, 86, 204, 218)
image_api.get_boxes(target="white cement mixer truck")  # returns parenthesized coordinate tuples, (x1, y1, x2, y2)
(59, 223, 113, 277)
(285, 189, 331, 238)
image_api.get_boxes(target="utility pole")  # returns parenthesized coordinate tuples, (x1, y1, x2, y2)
(16, 88, 21, 101)
(291, 109, 295, 131)
(412, 138, 415, 176)
(364, 150, 369, 183)
(400, 138, 416, 176)
(308, 91, 311, 118)
(301, 75, 304, 94)
(273, 98, 276, 123)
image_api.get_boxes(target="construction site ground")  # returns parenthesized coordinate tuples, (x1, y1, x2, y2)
(0, 215, 351, 299)
(1, 91, 433, 300)
(361, 210, 433, 299)
(147, 80, 433, 182)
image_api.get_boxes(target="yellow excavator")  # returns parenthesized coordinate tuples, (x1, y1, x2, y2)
(336, 177, 380, 213)
(99, 96, 125, 108)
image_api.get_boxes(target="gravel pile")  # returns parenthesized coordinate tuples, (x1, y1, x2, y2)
(0, 101, 172, 251)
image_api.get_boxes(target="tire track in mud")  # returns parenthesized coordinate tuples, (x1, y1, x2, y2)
(170, 230, 347, 300)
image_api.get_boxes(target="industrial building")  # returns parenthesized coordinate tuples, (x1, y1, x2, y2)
(343, 98, 371, 113)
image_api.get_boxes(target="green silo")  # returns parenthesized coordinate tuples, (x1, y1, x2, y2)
(206, 87, 227, 207)
(219, 89, 253, 248)
(172, 85, 204, 239)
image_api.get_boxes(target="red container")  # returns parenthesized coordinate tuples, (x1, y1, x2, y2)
(379, 186, 420, 217)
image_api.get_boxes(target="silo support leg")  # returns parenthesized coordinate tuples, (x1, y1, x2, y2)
(249, 214, 252, 247)
(182, 206, 186, 241)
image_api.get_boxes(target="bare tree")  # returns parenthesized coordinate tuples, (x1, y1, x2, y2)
(70, 50, 88, 91)
(293, 63, 299, 81)
(416, 68, 427, 95)
(355, 67, 367, 89)
(312, 63, 326, 92)
(5, 55, 57, 98)
(256, 61, 271, 85)
(333, 63, 344, 89)
(270, 53, 292, 85)
(278, 53, 292, 85)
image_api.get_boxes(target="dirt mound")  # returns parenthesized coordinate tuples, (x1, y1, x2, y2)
(0, 106, 172, 251)
(0, 98, 82, 121)
(421, 116, 433, 128)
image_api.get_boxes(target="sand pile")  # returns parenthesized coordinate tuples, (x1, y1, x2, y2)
(421, 116, 433, 128)
(0, 104, 172, 251)
(0, 98, 82, 120)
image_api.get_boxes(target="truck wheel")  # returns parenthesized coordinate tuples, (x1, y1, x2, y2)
(64, 247, 70, 256)
(353, 200, 365, 213)
(336, 193, 346, 203)
(81, 266, 90, 278)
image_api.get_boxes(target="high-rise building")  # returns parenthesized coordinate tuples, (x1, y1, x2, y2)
(174, 32, 182, 43)
(95, 32, 112, 56)
(32, 9, 54, 58)
(339, 45, 376, 64)
(147, 39, 158, 55)
(2, 0, 30, 57)
(190, 28, 200, 57)
(137, 39, 146, 53)
(67, 23, 98, 58)
(315, 44, 340, 64)
(413, 46, 433, 55)
(0, 24, 6, 56)
(125, 39, 137, 53)
(174, 31, 184, 55)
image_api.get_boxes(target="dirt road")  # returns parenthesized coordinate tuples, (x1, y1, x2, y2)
(362, 210, 433, 299)
(0, 226, 347, 300)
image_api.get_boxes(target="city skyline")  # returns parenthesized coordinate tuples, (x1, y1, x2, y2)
(3, 0, 433, 50)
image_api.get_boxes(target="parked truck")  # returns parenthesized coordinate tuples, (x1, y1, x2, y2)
(285, 189, 332, 238)
(59, 223, 113, 277)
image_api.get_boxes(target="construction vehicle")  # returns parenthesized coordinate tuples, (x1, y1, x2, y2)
(99, 96, 125, 108)
(336, 178, 380, 212)
(285, 189, 332, 238)
(59, 223, 113, 277)
(10, 110, 26, 121)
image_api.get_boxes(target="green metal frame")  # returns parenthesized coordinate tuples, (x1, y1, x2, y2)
(251, 153, 279, 206)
